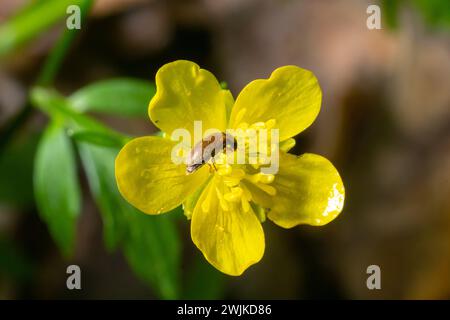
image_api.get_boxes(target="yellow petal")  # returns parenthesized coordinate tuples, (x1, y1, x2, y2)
(229, 66, 322, 141)
(115, 136, 209, 214)
(267, 152, 345, 228)
(149, 60, 228, 143)
(223, 89, 235, 126)
(191, 178, 265, 276)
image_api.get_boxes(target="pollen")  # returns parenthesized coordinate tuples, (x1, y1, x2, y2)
(200, 119, 279, 216)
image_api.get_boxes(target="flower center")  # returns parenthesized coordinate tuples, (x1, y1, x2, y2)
(201, 117, 278, 214)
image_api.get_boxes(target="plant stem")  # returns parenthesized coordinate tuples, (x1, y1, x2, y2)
(37, 0, 93, 86)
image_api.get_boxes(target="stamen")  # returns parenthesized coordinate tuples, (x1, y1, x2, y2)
(255, 183, 277, 196)
(244, 173, 277, 196)
(215, 187, 230, 211)
(223, 177, 241, 188)
(265, 118, 277, 130)
(223, 187, 243, 202)
(219, 166, 245, 187)
(207, 116, 280, 213)
(217, 163, 232, 176)
(250, 122, 266, 130)
(245, 173, 261, 184)
(259, 173, 275, 184)
(238, 122, 249, 130)
(241, 184, 253, 201)
(241, 196, 250, 212)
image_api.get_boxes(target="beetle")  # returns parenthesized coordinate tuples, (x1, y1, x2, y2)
(186, 132, 237, 174)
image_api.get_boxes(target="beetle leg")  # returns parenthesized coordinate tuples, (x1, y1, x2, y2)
(207, 158, 217, 172)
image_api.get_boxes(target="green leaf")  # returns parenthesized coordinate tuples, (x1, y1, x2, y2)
(31, 87, 116, 134)
(69, 78, 156, 117)
(77, 145, 125, 249)
(31, 86, 130, 143)
(78, 143, 181, 299)
(123, 211, 182, 300)
(32, 86, 181, 297)
(70, 130, 128, 148)
(34, 121, 81, 257)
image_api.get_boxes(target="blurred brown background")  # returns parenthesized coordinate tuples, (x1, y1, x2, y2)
(0, 0, 449, 299)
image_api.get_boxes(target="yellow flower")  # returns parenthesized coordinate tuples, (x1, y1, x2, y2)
(115, 60, 345, 276)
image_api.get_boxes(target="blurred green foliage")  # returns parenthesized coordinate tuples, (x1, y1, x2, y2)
(70, 130, 127, 148)
(0, 0, 228, 300)
(0, 0, 87, 57)
(31, 85, 183, 299)
(0, 238, 34, 284)
(0, 133, 39, 207)
(184, 253, 226, 299)
(34, 120, 81, 258)
(382, 0, 450, 29)
(412, 0, 450, 27)
(79, 143, 181, 299)
(70, 78, 156, 118)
